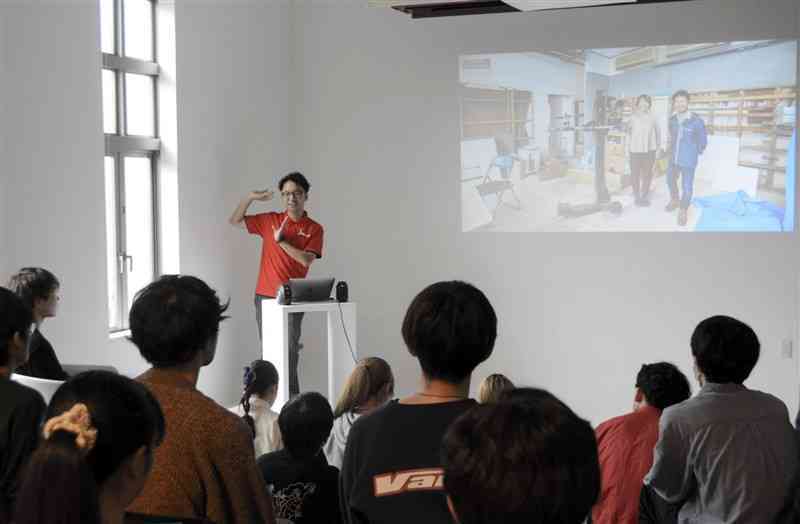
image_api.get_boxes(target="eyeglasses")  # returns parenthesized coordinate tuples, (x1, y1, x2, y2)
(281, 191, 305, 199)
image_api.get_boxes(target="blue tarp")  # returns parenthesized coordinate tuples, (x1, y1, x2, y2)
(693, 191, 785, 232)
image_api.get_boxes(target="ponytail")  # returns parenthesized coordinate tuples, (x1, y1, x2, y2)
(15, 430, 100, 524)
(334, 357, 394, 419)
(240, 360, 279, 439)
(14, 371, 164, 524)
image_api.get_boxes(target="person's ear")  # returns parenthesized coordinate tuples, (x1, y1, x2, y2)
(634, 388, 644, 403)
(446, 495, 461, 524)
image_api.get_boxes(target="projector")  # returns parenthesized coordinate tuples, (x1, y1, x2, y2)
(370, 0, 695, 18)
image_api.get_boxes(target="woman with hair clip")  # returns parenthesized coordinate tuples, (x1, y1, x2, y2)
(229, 359, 282, 457)
(323, 357, 393, 469)
(13, 371, 166, 524)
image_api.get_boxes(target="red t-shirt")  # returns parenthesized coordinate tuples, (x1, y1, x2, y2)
(245, 212, 324, 297)
(592, 405, 662, 524)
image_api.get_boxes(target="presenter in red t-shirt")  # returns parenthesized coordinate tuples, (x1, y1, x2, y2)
(229, 172, 324, 397)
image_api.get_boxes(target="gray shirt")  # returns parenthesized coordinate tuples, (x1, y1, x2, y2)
(644, 382, 798, 523)
(627, 111, 661, 153)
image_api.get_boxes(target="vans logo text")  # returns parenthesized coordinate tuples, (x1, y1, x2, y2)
(373, 468, 444, 497)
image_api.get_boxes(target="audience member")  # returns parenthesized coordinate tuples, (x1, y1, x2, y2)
(126, 275, 275, 524)
(258, 392, 340, 524)
(442, 387, 600, 524)
(0, 287, 45, 522)
(477, 373, 514, 403)
(644, 315, 798, 522)
(592, 362, 690, 524)
(229, 359, 282, 456)
(324, 357, 394, 469)
(8, 268, 68, 380)
(13, 371, 164, 524)
(339, 280, 496, 524)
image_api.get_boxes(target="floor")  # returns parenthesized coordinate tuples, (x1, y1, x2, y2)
(470, 166, 710, 232)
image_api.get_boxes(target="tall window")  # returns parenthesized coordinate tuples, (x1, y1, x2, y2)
(101, 0, 160, 332)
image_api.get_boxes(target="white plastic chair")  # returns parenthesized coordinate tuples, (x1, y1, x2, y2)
(10, 373, 64, 404)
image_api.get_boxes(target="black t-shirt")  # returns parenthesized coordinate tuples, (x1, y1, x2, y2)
(258, 449, 341, 524)
(340, 399, 477, 524)
(0, 378, 46, 518)
(16, 329, 68, 381)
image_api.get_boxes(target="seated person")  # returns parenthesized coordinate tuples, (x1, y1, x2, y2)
(126, 275, 275, 524)
(644, 315, 799, 522)
(14, 370, 164, 524)
(8, 267, 68, 380)
(340, 281, 496, 524)
(0, 288, 46, 522)
(442, 387, 600, 524)
(258, 392, 340, 524)
(477, 373, 514, 403)
(324, 357, 394, 469)
(230, 359, 283, 457)
(592, 362, 691, 524)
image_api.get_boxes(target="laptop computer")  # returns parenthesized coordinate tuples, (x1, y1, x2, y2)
(284, 277, 335, 303)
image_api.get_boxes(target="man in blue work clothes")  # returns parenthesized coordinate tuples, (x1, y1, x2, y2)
(665, 90, 708, 227)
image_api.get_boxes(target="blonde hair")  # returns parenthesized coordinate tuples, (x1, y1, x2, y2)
(478, 374, 514, 403)
(334, 357, 394, 418)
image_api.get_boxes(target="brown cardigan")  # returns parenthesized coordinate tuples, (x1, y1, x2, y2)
(128, 369, 275, 524)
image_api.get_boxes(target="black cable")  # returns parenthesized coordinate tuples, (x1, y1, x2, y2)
(338, 300, 358, 364)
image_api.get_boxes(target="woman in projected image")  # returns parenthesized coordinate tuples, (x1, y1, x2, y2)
(627, 94, 661, 207)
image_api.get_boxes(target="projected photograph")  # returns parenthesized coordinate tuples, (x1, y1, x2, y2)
(460, 40, 797, 232)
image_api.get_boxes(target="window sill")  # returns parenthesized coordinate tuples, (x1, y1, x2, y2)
(109, 329, 131, 341)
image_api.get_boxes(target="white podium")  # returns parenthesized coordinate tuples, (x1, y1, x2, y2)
(260, 299, 357, 411)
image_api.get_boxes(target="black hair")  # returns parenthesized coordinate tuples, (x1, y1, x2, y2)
(278, 172, 311, 194)
(401, 281, 496, 383)
(672, 89, 691, 103)
(240, 359, 279, 438)
(635, 362, 691, 410)
(8, 267, 60, 311)
(0, 287, 33, 367)
(14, 371, 165, 524)
(278, 392, 334, 460)
(637, 94, 653, 108)
(443, 387, 600, 524)
(691, 315, 760, 384)
(129, 275, 229, 367)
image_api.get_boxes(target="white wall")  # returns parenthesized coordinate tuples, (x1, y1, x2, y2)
(292, 0, 800, 424)
(2, 0, 798, 421)
(0, 9, 7, 279)
(174, 0, 293, 402)
(3, 3, 111, 373)
(0, 1, 293, 405)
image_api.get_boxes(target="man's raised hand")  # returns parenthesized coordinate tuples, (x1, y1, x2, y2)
(250, 189, 275, 202)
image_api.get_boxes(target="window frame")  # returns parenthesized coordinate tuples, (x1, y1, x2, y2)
(102, 0, 162, 332)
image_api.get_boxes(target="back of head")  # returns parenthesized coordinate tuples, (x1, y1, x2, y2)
(7, 267, 60, 311)
(333, 357, 394, 418)
(402, 281, 496, 384)
(129, 275, 229, 367)
(15, 370, 165, 524)
(478, 374, 514, 403)
(691, 315, 760, 384)
(279, 392, 334, 460)
(240, 359, 280, 437)
(0, 287, 33, 367)
(636, 362, 691, 410)
(443, 387, 600, 524)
